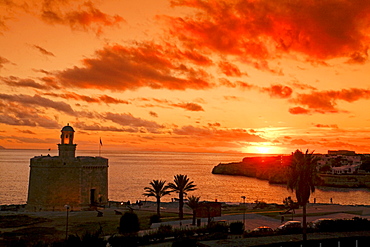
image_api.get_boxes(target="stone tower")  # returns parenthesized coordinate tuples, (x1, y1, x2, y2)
(26, 125, 108, 211)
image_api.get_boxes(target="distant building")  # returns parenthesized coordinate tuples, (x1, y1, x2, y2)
(328, 150, 356, 155)
(331, 164, 361, 174)
(26, 124, 108, 211)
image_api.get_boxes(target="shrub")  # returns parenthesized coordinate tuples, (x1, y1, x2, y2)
(156, 224, 173, 239)
(207, 222, 229, 233)
(229, 221, 244, 234)
(119, 212, 140, 234)
(150, 214, 161, 224)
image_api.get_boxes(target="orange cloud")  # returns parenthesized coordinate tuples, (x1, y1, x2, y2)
(261, 84, 293, 99)
(289, 107, 310, 115)
(57, 43, 213, 91)
(168, 0, 370, 64)
(218, 78, 255, 89)
(290, 138, 309, 145)
(290, 88, 370, 113)
(218, 61, 242, 77)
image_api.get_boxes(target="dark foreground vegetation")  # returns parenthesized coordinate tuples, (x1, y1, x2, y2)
(2, 214, 370, 247)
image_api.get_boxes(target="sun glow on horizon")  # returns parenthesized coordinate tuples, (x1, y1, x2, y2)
(243, 145, 286, 154)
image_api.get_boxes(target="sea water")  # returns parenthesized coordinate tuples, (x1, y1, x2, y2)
(0, 149, 369, 205)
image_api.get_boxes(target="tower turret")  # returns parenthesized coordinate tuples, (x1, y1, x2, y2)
(58, 124, 77, 158)
(61, 124, 74, 144)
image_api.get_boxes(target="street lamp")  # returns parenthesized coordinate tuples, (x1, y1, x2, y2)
(64, 204, 70, 240)
(241, 196, 246, 228)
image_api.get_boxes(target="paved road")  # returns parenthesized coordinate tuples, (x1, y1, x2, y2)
(150, 203, 370, 231)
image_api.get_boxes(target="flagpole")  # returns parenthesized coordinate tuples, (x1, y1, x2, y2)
(99, 137, 102, 157)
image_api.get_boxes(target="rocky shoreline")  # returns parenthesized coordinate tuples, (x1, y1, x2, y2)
(212, 155, 370, 188)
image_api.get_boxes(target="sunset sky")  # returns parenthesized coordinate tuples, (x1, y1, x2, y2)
(1, 0, 370, 154)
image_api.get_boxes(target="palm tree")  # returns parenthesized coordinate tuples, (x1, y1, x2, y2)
(287, 149, 318, 243)
(143, 180, 171, 217)
(186, 195, 201, 225)
(168, 174, 197, 219)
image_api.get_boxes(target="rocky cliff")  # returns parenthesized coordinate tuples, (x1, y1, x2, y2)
(212, 155, 290, 184)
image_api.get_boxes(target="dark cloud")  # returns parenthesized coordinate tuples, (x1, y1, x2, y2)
(33, 45, 55, 56)
(173, 125, 266, 142)
(313, 124, 339, 129)
(73, 122, 138, 133)
(2, 76, 49, 89)
(0, 93, 75, 115)
(17, 129, 36, 134)
(44, 92, 129, 104)
(208, 122, 221, 127)
(134, 98, 205, 112)
(41, 1, 124, 34)
(104, 112, 164, 133)
(0, 56, 10, 69)
(0, 101, 60, 128)
(149, 111, 158, 117)
(2, 76, 60, 90)
(57, 43, 213, 91)
(170, 102, 204, 111)
(2, 135, 57, 144)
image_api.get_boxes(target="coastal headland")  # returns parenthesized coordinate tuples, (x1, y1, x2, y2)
(212, 155, 370, 188)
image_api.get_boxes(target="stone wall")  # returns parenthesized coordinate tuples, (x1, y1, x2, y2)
(26, 155, 108, 211)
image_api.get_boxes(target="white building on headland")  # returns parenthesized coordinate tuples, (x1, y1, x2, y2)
(26, 124, 108, 211)
(317, 150, 362, 175)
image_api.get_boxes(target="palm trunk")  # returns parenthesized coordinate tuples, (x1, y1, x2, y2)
(192, 210, 196, 225)
(179, 192, 184, 219)
(302, 203, 307, 243)
(156, 197, 161, 218)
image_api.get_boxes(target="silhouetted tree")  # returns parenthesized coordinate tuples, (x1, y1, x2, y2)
(143, 180, 171, 217)
(168, 174, 197, 219)
(287, 149, 318, 243)
(186, 195, 201, 225)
